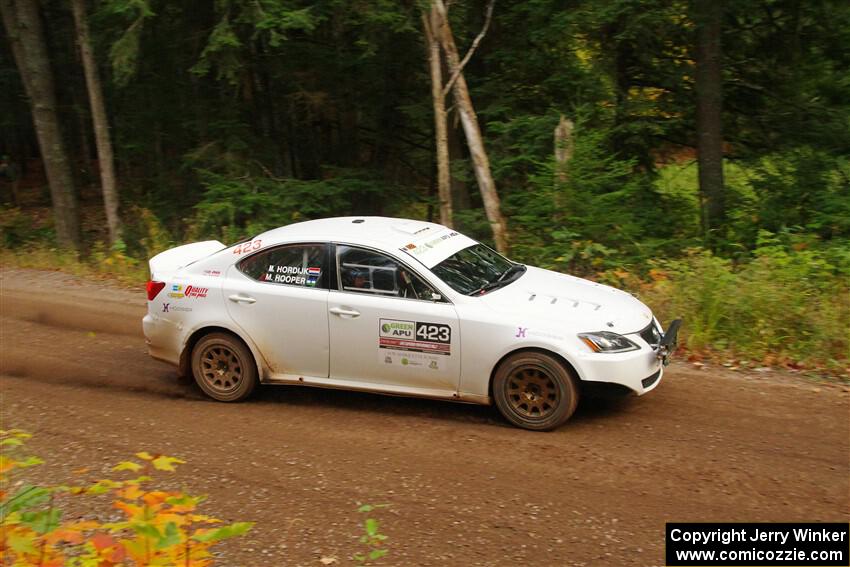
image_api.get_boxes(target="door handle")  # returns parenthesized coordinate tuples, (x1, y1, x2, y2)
(228, 294, 256, 304)
(329, 306, 360, 318)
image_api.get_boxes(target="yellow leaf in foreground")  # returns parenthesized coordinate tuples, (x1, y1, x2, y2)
(113, 461, 143, 472)
(152, 455, 186, 471)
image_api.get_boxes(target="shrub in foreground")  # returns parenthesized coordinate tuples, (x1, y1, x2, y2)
(0, 429, 252, 566)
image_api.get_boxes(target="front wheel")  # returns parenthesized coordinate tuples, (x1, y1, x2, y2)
(191, 332, 258, 402)
(492, 351, 579, 431)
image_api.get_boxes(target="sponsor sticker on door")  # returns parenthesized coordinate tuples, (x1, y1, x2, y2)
(379, 319, 451, 355)
(379, 349, 445, 371)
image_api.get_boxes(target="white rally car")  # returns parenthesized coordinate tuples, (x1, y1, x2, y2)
(143, 217, 680, 430)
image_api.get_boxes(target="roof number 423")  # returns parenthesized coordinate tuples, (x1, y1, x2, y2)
(233, 239, 262, 255)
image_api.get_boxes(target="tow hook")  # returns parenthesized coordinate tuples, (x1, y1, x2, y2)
(657, 319, 683, 366)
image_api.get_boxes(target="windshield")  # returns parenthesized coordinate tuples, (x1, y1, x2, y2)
(431, 244, 525, 296)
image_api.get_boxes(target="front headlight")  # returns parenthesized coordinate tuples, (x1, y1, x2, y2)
(578, 331, 639, 353)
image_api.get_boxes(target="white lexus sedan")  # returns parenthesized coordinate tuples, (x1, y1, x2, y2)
(143, 217, 680, 430)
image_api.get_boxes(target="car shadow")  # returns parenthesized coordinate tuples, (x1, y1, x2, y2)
(251, 382, 502, 425)
(213, 379, 640, 430)
(574, 383, 636, 422)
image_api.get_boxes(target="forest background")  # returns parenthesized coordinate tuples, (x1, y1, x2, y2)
(1, 0, 848, 376)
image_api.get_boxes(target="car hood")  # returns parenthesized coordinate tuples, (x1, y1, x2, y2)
(478, 266, 653, 334)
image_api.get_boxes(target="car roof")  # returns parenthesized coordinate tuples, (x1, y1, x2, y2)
(255, 216, 451, 252)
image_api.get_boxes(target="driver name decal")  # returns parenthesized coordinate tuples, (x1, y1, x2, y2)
(262, 265, 321, 286)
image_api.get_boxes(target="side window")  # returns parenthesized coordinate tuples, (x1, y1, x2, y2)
(337, 245, 436, 300)
(238, 243, 327, 288)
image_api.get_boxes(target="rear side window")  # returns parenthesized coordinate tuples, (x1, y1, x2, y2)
(238, 243, 327, 288)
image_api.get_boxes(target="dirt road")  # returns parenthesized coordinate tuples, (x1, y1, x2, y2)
(1, 268, 848, 566)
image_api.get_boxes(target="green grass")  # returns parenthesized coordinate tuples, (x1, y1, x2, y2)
(604, 246, 850, 378)
(1, 243, 149, 288)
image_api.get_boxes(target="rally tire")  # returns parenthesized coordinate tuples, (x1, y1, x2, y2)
(492, 351, 579, 431)
(191, 332, 258, 402)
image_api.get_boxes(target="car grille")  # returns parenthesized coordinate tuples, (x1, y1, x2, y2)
(638, 321, 661, 348)
(642, 370, 661, 389)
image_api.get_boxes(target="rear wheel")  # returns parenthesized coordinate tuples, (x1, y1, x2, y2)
(191, 332, 257, 402)
(493, 351, 579, 431)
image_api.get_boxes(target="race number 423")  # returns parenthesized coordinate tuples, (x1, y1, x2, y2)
(416, 323, 450, 343)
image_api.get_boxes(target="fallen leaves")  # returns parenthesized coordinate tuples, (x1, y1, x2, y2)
(1, 430, 252, 566)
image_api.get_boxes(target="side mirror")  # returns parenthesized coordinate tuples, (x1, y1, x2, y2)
(430, 292, 442, 302)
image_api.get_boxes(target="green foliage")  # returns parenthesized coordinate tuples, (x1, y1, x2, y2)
(353, 503, 389, 564)
(188, 169, 353, 243)
(0, 207, 54, 247)
(103, 0, 156, 86)
(0, 206, 172, 285)
(610, 235, 850, 373)
(133, 206, 175, 258)
(750, 149, 850, 240)
(491, 114, 666, 274)
(180, 135, 406, 242)
(724, 0, 850, 156)
(191, 0, 319, 83)
(185, 147, 390, 243)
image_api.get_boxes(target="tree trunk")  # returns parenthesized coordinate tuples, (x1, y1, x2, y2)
(422, 7, 452, 228)
(71, 0, 121, 245)
(554, 115, 574, 184)
(2, 0, 80, 249)
(74, 99, 93, 187)
(448, 117, 471, 213)
(694, 0, 725, 248)
(433, 0, 508, 254)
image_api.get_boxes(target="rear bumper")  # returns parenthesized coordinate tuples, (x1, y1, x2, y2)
(573, 347, 664, 395)
(142, 312, 180, 366)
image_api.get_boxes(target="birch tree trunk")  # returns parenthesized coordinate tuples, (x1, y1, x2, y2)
(433, 0, 508, 254)
(71, 0, 122, 245)
(422, 7, 452, 228)
(1, 0, 80, 249)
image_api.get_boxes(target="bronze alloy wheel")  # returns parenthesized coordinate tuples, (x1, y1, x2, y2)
(191, 332, 258, 402)
(493, 351, 579, 431)
(200, 344, 243, 393)
(505, 365, 560, 419)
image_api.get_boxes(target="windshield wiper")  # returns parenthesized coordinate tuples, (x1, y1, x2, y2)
(498, 263, 526, 282)
(470, 264, 526, 295)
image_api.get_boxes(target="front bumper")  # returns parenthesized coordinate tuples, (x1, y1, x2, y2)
(571, 318, 681, 394)
(573, 347, 664, 395)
